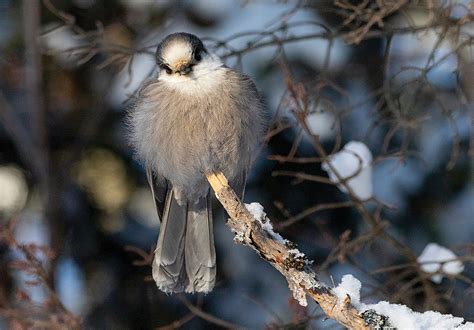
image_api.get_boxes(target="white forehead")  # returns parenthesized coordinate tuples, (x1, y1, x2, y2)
(162, 40, 193, 65)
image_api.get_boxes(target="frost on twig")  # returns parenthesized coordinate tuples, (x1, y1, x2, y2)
(205, 172, 379, 330)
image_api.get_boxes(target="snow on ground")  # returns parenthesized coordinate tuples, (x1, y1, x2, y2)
(334, 274, 473, 329)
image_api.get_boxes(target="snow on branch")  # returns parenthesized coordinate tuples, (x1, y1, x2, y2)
(206, 172, 377, 329)
(205, 172, 474, 330)
(334, 275, 474, 330)
(417, 243, 465, 284)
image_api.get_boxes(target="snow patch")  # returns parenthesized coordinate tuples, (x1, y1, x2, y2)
(333, 274, 473, 329)
(322, 141, 373, 200)
(305, 110, 336, 141)
(245, 202, 265, 220)
(362, 301, 472, 330)
(333, 274, 361, 305)
(245, 202, 284, 242)
(417, 243, 464, 283)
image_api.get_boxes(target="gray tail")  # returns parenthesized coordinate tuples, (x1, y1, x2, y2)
(152, 190, 216, 293)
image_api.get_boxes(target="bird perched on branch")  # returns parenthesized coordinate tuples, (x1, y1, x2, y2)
(129, 32, 265, 293)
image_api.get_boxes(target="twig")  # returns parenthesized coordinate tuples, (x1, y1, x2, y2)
(277, 201, 355, 228)
(177, 295, 242, 329)
(156, 313, 195, 330)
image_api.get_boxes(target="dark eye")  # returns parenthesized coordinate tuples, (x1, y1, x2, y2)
(194, 52, 201, 61)
(160, 64, 172, 74)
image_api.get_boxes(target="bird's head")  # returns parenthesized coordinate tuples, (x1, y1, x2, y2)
(156, 32, 207, 76)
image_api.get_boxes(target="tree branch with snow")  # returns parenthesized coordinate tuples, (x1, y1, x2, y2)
(206, 172, 378, 329)
(206, 172, 474, 330)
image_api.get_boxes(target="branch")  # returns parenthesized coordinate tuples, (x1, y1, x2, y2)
(205, 172, 380, 330)
(205, 172, 474, 329)
(23, 0, 49, 185)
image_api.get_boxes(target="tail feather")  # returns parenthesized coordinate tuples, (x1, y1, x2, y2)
(152, 189, 188, 293)
(152, 189, 216, 293)
(185, 194, 216, 293)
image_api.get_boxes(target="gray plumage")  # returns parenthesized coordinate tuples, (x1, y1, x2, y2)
(128, 32, 265, 293)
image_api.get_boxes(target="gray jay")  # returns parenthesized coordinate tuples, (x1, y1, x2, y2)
(129, 32, 265, 293)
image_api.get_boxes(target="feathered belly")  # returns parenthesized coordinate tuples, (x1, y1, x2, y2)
(136, 95, 247, 196)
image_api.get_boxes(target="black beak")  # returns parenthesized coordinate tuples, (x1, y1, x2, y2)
(177, 63, 192, 75)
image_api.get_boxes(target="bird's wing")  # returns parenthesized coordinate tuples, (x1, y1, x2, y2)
(146, 165, 169, 222)
(232, 71, 266, 201)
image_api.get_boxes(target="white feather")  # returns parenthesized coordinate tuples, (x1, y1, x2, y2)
(158, 54, 226, 94)
(161, 40, 193, 68)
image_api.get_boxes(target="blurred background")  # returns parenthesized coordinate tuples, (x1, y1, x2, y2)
(0, 0, 473, 329)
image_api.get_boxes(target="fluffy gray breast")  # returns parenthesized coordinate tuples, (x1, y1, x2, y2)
(129, 69, 265, 190)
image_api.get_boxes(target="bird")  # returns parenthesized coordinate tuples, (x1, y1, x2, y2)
(128, 32, 265, 293)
